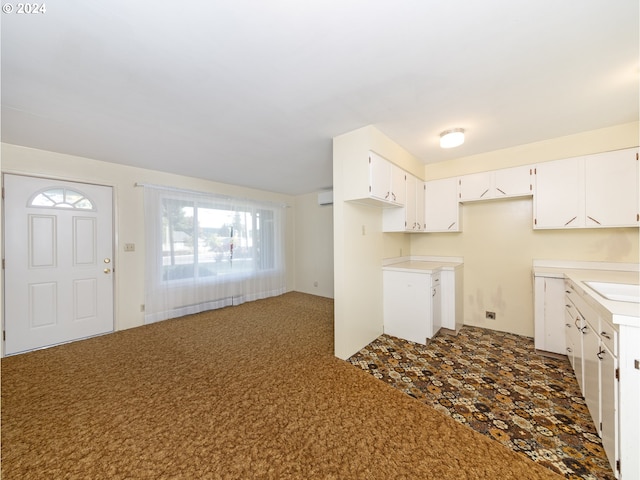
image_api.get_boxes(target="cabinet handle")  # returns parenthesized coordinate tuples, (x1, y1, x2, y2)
(480, 189, 489, 198)
(432, 288, 436, 297)
(587, 216, 601, 225)
(385, 192, 390, 199)
(496, 188, 506, 195)
(448, 222, 456, 230)
(564, 216, 577, 226)
(392, 192, 396, 201)
(597, 348, 605, 360)
(565, 323, 571, 328)
(567, 347, 572, 353)
(601, 331, 611, 339)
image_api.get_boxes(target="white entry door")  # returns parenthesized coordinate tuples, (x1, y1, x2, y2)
(3, 174, 114, 355)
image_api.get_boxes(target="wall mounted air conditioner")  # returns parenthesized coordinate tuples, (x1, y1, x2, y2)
(317, 190, 333, 206)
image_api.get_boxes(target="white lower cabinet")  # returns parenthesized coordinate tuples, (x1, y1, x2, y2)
(383, 270, 433, 344)
(600, 342, 617, 476)
(565, 278, 621, 477)
(533, 274, 566, 354)
(618, 325, 640, 480)
(382, 263, 461, 344)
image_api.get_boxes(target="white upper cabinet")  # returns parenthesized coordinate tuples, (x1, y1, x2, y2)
(369, 151, 405, 206)
(585, 148, 639, 228)
(534, 148, 639, 229)
(459, 165, 533, 202)
(344, 151, 406, 207)
(425, 177, 460, 232)
(494, 165, 534, 197)
(534, 157, 582, 229)
(458, 171, 492, 201)
(383, 173, 425, 232)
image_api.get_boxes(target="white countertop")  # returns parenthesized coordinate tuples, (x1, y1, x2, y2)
(382, 258, 462, 273)
(382, 260, 462, 272)
(533, 264, 640, 327)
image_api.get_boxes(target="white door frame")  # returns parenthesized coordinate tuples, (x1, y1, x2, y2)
(2, 172, 117, 356)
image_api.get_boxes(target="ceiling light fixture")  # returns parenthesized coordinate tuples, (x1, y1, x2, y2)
(440, 128, 465, 149)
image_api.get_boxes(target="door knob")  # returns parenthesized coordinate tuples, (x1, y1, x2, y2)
(104, 258, 111, 264)
(104, 268, 111, 274)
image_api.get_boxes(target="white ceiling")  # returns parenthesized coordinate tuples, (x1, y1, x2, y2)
(2, 1, 638, 195)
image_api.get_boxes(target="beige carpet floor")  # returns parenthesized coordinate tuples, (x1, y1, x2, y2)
(1, 292, 562, 479)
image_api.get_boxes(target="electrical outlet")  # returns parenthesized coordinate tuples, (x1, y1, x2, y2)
(124, 243, 136, 252)
(313, 281, 318, 287)
(486, 311, 496, 320)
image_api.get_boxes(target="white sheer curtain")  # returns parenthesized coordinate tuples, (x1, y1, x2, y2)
(143, 184, 287, 324)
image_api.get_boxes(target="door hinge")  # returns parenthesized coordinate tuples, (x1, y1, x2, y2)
(2, 258, 4, 270)
(369, 156, 371, 164)
(2, 331, 5, 342)
(617, 459, 620, 472)
(599, 421, 602, 432)
(636, 152, 638, 161)
(615, 368, 620, 381)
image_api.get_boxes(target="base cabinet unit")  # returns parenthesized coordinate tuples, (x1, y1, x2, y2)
(533, 274, 566, 354)
(565, 278, 621, 477)
(383, 260, 462, 344)
(618, 325, 640, 480)
(424, 177, 461, 232)
(383, 270, 433, 344)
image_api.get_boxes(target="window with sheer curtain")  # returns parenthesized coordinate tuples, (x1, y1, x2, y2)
(143, 185, 287, 323)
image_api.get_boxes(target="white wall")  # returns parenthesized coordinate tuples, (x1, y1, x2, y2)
(293, 191, 334, 298)
(413, 122, 640, 337)
(333, 125, 418, 360)
(1, 143, 297, 335)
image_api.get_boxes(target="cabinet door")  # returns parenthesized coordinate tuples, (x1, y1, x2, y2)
(599, 342, 617, 474)
(534, 157, 582, 229)
(390, 163, 406, 205)
(369, 152, 392, 201)
(383, 271, 431, 345)
(582, 319, 601, 427)
(494, 165, 533, 197)
(534, 277, 566, 354)
(415, 181, 425, 231)
(425, 177, 460, 232)
(458, 171, 492, 201)
(405, 174, 418, 230)
(585, 148, 639, 227)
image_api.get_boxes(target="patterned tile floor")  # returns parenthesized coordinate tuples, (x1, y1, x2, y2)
(348, 326, 615, 480)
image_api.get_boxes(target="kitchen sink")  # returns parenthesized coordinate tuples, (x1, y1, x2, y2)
(583, 281, 640, 303)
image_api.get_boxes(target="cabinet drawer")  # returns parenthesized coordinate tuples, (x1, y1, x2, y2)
(599, 321, 618, 357)
(565, 281, 594, 322)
